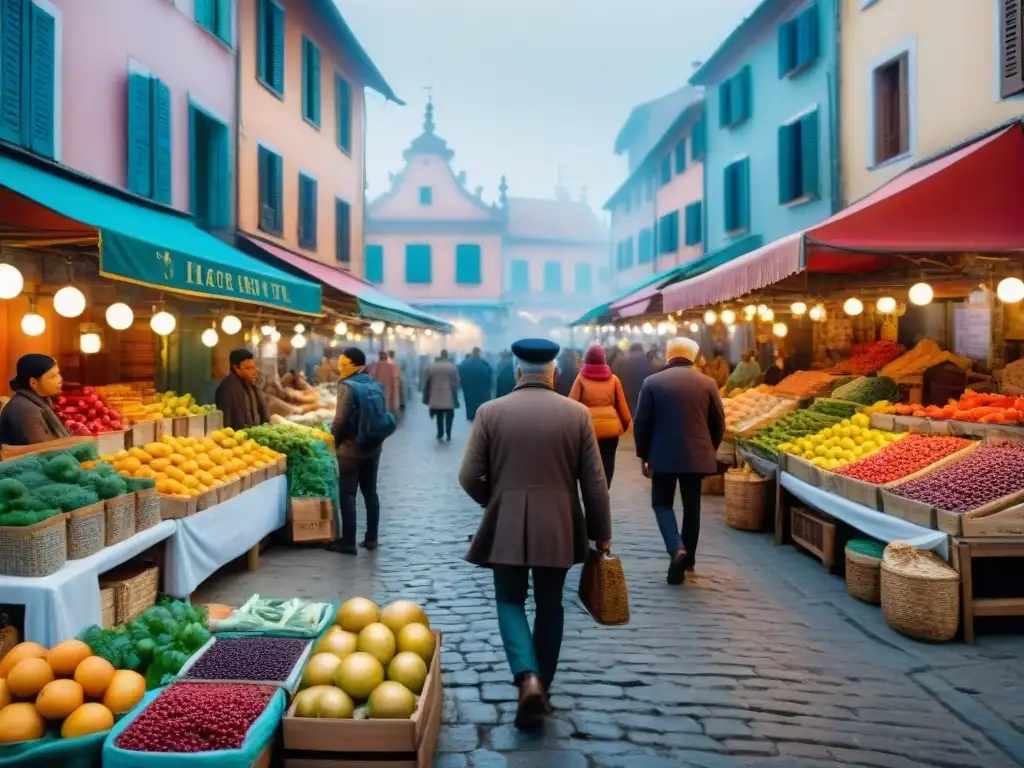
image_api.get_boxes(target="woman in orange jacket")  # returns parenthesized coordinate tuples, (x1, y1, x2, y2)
(568, 344, 633, 487)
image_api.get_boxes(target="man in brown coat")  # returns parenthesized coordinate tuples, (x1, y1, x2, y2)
(459, 338, 612, 729)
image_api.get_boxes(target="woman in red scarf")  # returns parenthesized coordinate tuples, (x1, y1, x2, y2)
(568, 344, 632, 486)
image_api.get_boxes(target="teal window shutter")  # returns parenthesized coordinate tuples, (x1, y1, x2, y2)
(659, 155, 671, 185)
(691, 117, 705, 160)
(298, 173, 317, 249)
(302, 37, 321, 128)
(336, 75, 351, 152)
(364, 244, 383, 282)
(511, 260, 528, 291)
(214, 0, 231, 44)
(419, 186, 432, 205)
(213, 119, 230, 228)
(675, 139, 687, 173)
(778, 19, 796, 77)
(0, 0, 25, 146)
(729, 67, 751, 125)
(405, 244, 432, 283)
(257, 146, 282, 234)
(455, 244, 482, 284)
(28, 1, 55, 158)
(718, 80, 731, 127)
(150, 79, 172, 204)
(258, 0, 284, 96)
(574, 263, 592, 294)
(256, 0, 266, 82)
(271, 152, 283, 232)
(737, 158, 750, 231)
(778, 122, 796, 204)
(684, 201, 702, 245)
(195, 0, 213, 31)
(335, 198, 351, 264)
(127, 72, 153, 197)
(543, 261, 561, 293)
(624, 237, 634, 268)
(724, 162, 744, 232)
(638, 228, 652, 264)
(799, 110, 820, 199)
(795, 5, 820, 69)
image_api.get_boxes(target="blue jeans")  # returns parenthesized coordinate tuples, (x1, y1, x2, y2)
(651, 472, 702, 560)
(492, 566, 568, 688)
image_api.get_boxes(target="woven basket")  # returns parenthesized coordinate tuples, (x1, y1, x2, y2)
(101, 565, 159, 625)
(880, 542, 960, 642)
(134, 488, 162, 533)
(845, 539, 885, 604)
(104, 495, 136, 546)
(701, 474, 725, 495)
(0, 514, 67, 577)
(100, 586, 116, 629)
(724, 470, 767, 531)
(578, 549, 630, 625)
(66, 503, 105, 560)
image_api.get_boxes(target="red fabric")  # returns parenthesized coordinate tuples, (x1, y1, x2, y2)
(583, 344, 607, 366)
(581, 363, 611, 380)
(242, 235, 376, 296)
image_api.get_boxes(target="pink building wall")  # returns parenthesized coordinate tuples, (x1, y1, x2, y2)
(364, 232, 504, 301)
(371, 155, 498, 222)
(54, 0, 235, 214)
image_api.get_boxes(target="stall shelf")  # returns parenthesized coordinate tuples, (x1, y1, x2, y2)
(958, 537, 1024, 643)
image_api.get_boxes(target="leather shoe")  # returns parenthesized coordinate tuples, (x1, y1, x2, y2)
(514, 673, 548, 729)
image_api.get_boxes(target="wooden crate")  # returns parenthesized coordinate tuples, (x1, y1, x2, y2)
(160, 495, 198, 520)
(126, 419, 160, 448)
(185, 415, 207, 438)
(289, 498, 334, 544)
(791, 506, 837, 570)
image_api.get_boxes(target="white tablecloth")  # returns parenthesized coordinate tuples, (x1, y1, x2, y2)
(781, 472, 949, 560)
(0, 520, 176, 646)
(164, 476, 288, 598)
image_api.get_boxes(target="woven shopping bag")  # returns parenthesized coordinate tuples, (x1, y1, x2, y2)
(578, 548, 630, 625)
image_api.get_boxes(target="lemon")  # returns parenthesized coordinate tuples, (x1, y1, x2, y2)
(814, 445, 827, 457)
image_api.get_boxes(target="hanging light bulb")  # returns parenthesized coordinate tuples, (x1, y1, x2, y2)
(80, 332, 101, 354)
(261, 324, 276, 336)
(270, 330, 281, 343)
(997, 277, 1024, 304)
(790, 301, 807, 316)
(370, 321, 386, 334)
(221, 315, 242, 335)
(743, 304, 757, 318)
(53, 286, 86, 318)
(688, 321, 699, 333)
(720, 309, 736, 325)
(21, 312, 45, 336)
(908, 282, 934, 306)
(0, 263, 24, 300)
(329, 339, 339, 347)
(105, 303, 134, 330)
(294, 323, 306, 333)
(876, 296, 897, 314)
(641, 322, 653, 335)
(773, 322, 789, 338)
(703, 309, 718, 325)
(201, 326, 219, 348)
(335, 320, 348, 336)
(809, 304, 826, 322)
(761, 308, 775, 322)
(843, 297, 864, 316)
(291, 333, 307, 349)
(150, 311, 176, 336)
(756, 304, 769, 318)
(425, 329, 434, 337)
(252, 332, 262, 346)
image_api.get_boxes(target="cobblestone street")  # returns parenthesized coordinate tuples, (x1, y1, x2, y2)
(195, 405, 1024, 767)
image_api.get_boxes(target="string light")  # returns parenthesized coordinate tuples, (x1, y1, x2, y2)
(221, 315, 242, 334)
(720, 309, 736, 325)
(790, 302, 807, 315)
(909, 282, 933, 306)
(335, 320, 348, 335)
(843, 297, 864, 316)
(876, 296, 897, 314)
(201, 326, 219, 347)
(996, 277, 1024, 304)
(80, 333, 101, 354)
(21, 312, 45, 336)
(809, 304, 826, 321)
(0, 263, 24, 299)
(105, 303, 134, 330)
(53, 286, 86, 318)
(772, 322, 788, 338)
(150, 311, 176, 336)
(703, 309, 717, 325)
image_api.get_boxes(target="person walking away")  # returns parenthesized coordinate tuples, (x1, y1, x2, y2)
(370, 350, 401, 417)
(494, 350, 516, 398)
(390, 351, 408, 416)
(633, 337, 725, 585)
(328, 348, 397, 554)
(705, 348, 731, 389)
(0, 354, 70, 446)
(459, 339, 611, 728)
(568, 344, 632, 486)
(647, 345, 663, 371)
(458, 347, 493, 421)
(423, 350, 461, 442)
(215, 349, 270, 431)
(618, 342, 653, 417)
(554, 349, 579, 397)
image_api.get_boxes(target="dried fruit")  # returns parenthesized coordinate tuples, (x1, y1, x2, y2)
(184, 637, 307, 682)
(891, 442, 1024, 514)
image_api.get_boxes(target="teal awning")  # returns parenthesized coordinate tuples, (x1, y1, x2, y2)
(0, 153, 322, 315)
(569, 266, 684, 326)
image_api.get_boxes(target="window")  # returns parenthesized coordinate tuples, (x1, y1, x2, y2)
(778, 5, 819, 78)
(2, 1, 59, 158)
(872, 53, 910, 165)
(297, 173, 317, 248)
(543, 261, 561, 293)
(455, 244, 482, 284)
(616, 238, 634, 271)
(405, 244, 432, 283)
(126, 68, 172, 203)
(643, 176, 653, 202)
(691, 117, 705, 161)
(335, 198, 351, 265)
(418, 186, 433, 205)
(574, 263, 592, 294)
(658, 154, 672, 185)
(336, 74, 352, 152)
(257, 144, 283, 235)
(675, 139, 687, 174)
(657, 212, 679, 255)
(364, 244, 383, 283)
(189, 103, 230, 230)
(195, 0, 231, 45)
(684, 201, 702, 246)
(719, 66, 752, 128)
(638, 227, 653, 264)
(510, 260, 529, 292)
(724, 158, 751, 234)
(778, 110, 820, 204)
(256, 0, 284, 97)
(301, 37, 321, 128)
(597, 266, 610, 284)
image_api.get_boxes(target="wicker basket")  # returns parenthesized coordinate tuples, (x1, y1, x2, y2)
(880, 542, 960, 642)
(0, 514, 67, 577)
(66, 503, 105, 560)
(101, 565, 159, 625)
(134, 488, 162, 533)
(845, 539, 885, 604)
(724, 470, 767, 531)
(578, 549, 630, 625)
(701, 474, 725, 495)
(104, 495, 137, 546)
(100, 586, 116, 629)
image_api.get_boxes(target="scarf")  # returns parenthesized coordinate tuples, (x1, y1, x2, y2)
(580, 363, 611, 381)
(17, 389, 70, 439)
(339, 360, 365, 381)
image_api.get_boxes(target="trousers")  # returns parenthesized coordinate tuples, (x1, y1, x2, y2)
(434, 409, 454, 439)
(651, 472, 703, 560)
(596, 436, 619, 487)
(492, 566, 568, 688)
(337, 455, 381, 546)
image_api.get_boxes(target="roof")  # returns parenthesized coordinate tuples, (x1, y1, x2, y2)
(320, 1, 403, 104)
(402, 100, 453, 161)
(504, 197, 608, 244)
(613, 86, 701, 157)
(690, 0, 793, 85)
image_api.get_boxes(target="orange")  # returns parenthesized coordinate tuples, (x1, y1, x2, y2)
(61, 702, 114, 738)
(0, 702, 45, 743)
(36, 679, 85, 719)
(0, 642, 47, 678)
(101, 670, 145, 714)
(46, 639, 92, 677)
(6, 658, 54, 698)
(74, 656, 115, 699)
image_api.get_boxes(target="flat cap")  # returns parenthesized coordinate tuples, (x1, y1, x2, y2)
(511, 338, 560, 365)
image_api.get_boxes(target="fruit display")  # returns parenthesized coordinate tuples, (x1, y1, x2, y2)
(208, 595, 332, 636)
(266, 416, 334, 447)
(100, 428, 284, 501)
(121, 391, 216, 423)
(889, 441, 1024, 514)
(246, 424, 338, 503)
(891, 391, 1024, 424)
(53, 386, 124, 436)
(723, 389, 799, 434)
(878, 339, 972, 379)
(292, 597, 434, 720)
(78, 599, 211, 689)
(0, 638, 144, 744)
(1001, 358, 1024, 394)
(826, 341, 904, 375)
(777, 412, 904, 470)
(773, 371, 838, 398)
(829, 376, 899, 406)
(96, 384, 157, 423)
(833, 434, 976, 484)
(265, 367, 333, 419)
(183, 637, 309, 682)
(739, 401, 854, 459)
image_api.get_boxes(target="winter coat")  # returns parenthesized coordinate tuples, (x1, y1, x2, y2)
(494, 359, 516, 398)
(458, 357, 493, 420)
(423, 360, 461, 411)
(0, 390, 68, 446)
(331, 371, 383, 461)
(555, 353, 579, 397)
(370, 359, 401, 414)
(618, 350, 654, 417)
(568, 373, 631, 440)
(214, 372, 269, 431)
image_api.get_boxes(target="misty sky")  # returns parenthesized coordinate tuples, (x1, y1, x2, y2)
(339, 0, 762, 212)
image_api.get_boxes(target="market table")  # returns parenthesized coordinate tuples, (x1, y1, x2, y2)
(164, 475, 288, 598)
(0, 519, 176, 646)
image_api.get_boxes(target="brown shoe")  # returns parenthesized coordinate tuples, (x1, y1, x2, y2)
(514, 673, 548, 729)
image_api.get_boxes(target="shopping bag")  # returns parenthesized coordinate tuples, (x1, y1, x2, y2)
(578, 548, 630, 625)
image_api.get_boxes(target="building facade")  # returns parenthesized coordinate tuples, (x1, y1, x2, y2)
(693, 0, 839, 261)
(840, 0, 1024, 204)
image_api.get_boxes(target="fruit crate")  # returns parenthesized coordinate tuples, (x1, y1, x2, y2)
(100, 565, 159, 625)
(176, 636, 314, 695)
(790, 506, 836, 570)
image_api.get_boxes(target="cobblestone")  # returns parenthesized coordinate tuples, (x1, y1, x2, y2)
(194, 403, 1024, 767)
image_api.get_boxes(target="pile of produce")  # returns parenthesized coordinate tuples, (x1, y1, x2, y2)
(53, 387, 124, 436)
(723, 389, 798, 434)
(778, 412, 903, 470)
(773, 371, 838, 398)
(209, 595, 331, 636)
(0, 638, 145, 743)
(100, 428, 284, 500)
(740, 400, 858, 459)
(1001, 358, 1024, 394)
(78, 599, 211, 689)
(829, 376, 899, 406)
(246, 424, 338, 503)
(96, 384, 157, 423)
(826, 341, 904, 376)
(889, 441, 1024, 514)
(833, 434, 975, 484)
(266, 417, 334, 448)
(265, 368, 333, 419)
(183, 637, 307, 682)
(879, 339, 971, 379)
(114, 682, 275, 753)
(891, 391, 1024, 424)
(121, 391, 216, 422)
(294, 598, 434, 720)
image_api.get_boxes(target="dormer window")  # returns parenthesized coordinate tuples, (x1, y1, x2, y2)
(419, 186, 433, 205)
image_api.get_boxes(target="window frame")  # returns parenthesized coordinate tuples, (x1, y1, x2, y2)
(195, 0, 233, 47)
(335, 197, 351, 266)
(684, 201, 703, 246)
(510, 259, 529, 292)
(297, 171, 318, 250)
(256, 141, 284, 236)
(867, 36, 917, 169)
(542, 260, 562, 294)
(301, 36, 321, 130)
(256, 0, 285, 99)
(418, 186, 433, 205)
(723, 156, 751, 236)
(336, 73, 352, 153)
(404, 243, 432, 284)
(574, 262, 592, 294)
(455, 243, 482, 285)
(778, 106, 820, 206)
(187, 96, 231, 230)
(364, 243, 384, 283)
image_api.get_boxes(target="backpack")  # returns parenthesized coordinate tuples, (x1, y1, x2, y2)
(345, 378, 397, 446)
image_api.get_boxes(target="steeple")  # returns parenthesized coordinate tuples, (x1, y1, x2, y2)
(498, 175, 508, 208)
(403, 95, 454, 162)
(423, 95, 435, 135)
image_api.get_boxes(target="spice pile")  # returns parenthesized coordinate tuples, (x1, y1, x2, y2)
(773, 371, 837, 398)
(184, 636, 308, 682)
(833, 434, 975, 484)
(826, 341, 904, 376)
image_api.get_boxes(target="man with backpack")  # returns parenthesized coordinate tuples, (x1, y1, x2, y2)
(328, 347, 397, 555)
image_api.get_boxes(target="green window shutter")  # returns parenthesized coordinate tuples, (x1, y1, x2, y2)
(724, 163, 737, 232)
(127, 73, 153, 197)
(364, 244, 383, 282)
(575, 263, 592, 294)
(684, 202, 702, 246)
(195, 0, 213, 30)
(298, 174, 317, 248)
(335, 198, 351, 264)
(799, 110, 820, 199)
(0, 0, 25, 146)
(213, 119, 230, 228)
(260, 0, 284, 96)
(737, 158, 750, 231)
(272, 152, 283, 232)
(778, 122, 796, 204)
(257, 146, 270, 230)
(625, 238, 634, 268)
(405, 244, 431, 283)
(796, 5, 820, 69)
(336, 75, 351, 152)
(638, 228, 652, 264)
(659, 155, 671, 185)
(729, 67, 751, 125)
(511, 260, 528, 291)
(675, 139, 686, 173)
(28, 2, 55, 158)
(256, 0, 266, 82)
(691, 117, 704, 160)
(302, 37, 321, 127)
(718, 80, 731, 127)
(214, 0, 231, 44)
(543, 261, 561, 293)
(778, 20, 796, 78)
(150, 79, 172, 204)
(455, 244, 482, 284)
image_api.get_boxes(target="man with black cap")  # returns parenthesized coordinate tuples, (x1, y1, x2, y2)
(459, 338, 612, 729)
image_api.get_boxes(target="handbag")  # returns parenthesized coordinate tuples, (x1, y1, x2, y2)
(578, 548, 630, 626)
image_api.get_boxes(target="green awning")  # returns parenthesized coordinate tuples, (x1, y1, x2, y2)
(569, 266, 683, 326)
(0, 154, 322, 315)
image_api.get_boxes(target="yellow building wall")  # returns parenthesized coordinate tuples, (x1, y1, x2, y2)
(841, 0, 1022, 203)
(237, 0, 366, 273)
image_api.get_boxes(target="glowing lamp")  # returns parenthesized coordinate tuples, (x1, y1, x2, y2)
(790, 302, 807, 315)
(105, 303, 134, 330)
(201, 327, 219, 347)
(909, 282, 934, 306)
(761, 308, 775, 322)
(703, 309, 717, 325)
(80, 333, 101, 354)
(150, 311, 176, 336)
(53, 286, 86, 318)
(997, 277, 1024, 304)
(876, 296, 897, 314)
(221, 315, 242, 335)
(843, 297, 864, 316)
(335, 321, 348, 335)
(809, 304, 826, 321)
(291, 333, 307, 349)
(370, 321, 386, 334)
(772, 322, 788, 338)
(720, 309, 736, 325)
(0, 263, 24, 299)
(21, 313, 45, 336)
